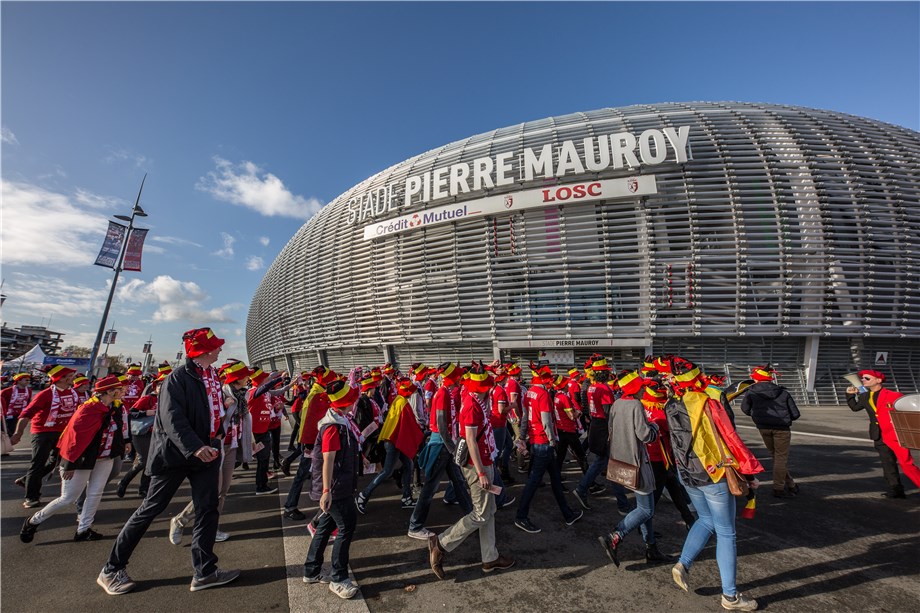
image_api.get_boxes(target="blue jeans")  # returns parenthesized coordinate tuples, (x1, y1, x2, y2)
(680, 479, 738, 597)
(284, 447, 312, 510)
(360, 441, 411, 501)
(577, 452, 631, 510)
(409, 447, 472, 531)
(493, 426, 510, 474)
(615, 491, 655, 544)
(516, 443, 577, 522)
(304, 497, 357, 583)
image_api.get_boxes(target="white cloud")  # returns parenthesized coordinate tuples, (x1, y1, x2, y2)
(0, 181, 109, 266)
(117, 275, 242, 324)
(212, 232, 235, 258)
(3, 273, 107, 319)
(259, 236, 270, 247)
(151, 235, 203, 248)
(245, 255, 264, 271)
(104, 147, 148, 169)
(2, 126, 19, 145)
(197, 156, 323, 220)
(74, 187, 125, 210)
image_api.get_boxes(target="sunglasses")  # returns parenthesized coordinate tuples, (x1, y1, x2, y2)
(860, 376, 874, 381)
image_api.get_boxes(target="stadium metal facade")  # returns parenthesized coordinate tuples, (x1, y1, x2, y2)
(247, 102, 920, 404)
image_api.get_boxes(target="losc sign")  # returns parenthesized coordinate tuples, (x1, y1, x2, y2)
(364, 175, 657, 240)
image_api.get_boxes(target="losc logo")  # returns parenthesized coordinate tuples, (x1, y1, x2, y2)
(504, 195, 514, 209)
(627, 178, 639, 193)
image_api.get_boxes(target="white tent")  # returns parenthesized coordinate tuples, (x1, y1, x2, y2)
(4, 344, 47, 368)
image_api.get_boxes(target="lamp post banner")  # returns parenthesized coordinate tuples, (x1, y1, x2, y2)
(363, 175, 657, 241)
(122, 227, 148, 272)
(94, 221, 128, 268)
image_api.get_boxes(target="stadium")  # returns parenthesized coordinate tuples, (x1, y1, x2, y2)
(247, 102, 920, 403)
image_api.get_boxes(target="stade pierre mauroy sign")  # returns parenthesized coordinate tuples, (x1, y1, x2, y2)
(359, 125, 691, 240)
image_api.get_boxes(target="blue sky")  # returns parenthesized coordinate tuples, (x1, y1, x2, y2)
(2, 1, 918, 368)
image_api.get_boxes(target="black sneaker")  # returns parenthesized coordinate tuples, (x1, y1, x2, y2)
(514, 518, 542, 534)
(882, 489, 907, 499)
(283, 508, 306, 520)
(588, 483, 606, 495)
(499, 495, 517, 509)
(116, 482, 128, 499)
(74, 528, 104, 542)
(598, 532, 621, 567)
(20, 517, 38, 543)
(355, 494, 368, 515)
(22, 498, 41, 509)
(565, 509, 584, 526)
(573, 489, 592, 510)
(255, 487, 278, 495)
(189, 568, 241, 592)
(401, 496, 417, 509)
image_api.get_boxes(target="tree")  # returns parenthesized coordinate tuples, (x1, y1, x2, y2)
(62, 345, 91, 357)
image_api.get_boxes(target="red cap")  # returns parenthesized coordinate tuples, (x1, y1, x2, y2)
(182, 327, 225, 358)
(94, 374, 126, 393)
(858, 369, 886, 382)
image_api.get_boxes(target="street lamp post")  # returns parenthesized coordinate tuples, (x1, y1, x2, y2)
(88, 176, 149, 378)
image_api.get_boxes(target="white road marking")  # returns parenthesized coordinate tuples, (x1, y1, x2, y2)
(736, 424, 869, 443)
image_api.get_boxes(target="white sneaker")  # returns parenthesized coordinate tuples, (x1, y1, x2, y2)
(169, 517, 185, 546)
(407, 527, 433, 540)
(329, 578, 359, 599)
(215, 530, 230, 542)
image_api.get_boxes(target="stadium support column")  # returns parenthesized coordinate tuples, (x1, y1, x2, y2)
(383, 345, 394, 366)
(316, 350, 326, 366)
(284, 354, 295, 375)
(804, 336, 820, 393)
(492, 342, 501, 362)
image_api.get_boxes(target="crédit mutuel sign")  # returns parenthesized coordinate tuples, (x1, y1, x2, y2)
(359, 126, 691, 241)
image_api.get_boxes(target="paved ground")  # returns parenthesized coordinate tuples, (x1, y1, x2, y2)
(2, 406, 918, 613)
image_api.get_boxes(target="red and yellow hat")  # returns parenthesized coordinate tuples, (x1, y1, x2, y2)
(462, 363, 494, 393)
(654, 356, 673, 374)
(617, 370, 644, 396)
(503, 363, 522, 376)
(396, 377, 417, 397)
(310, 366, 337, 387)
(12, 372, 31, 382)
(672, 362, 703, 388)
(410, 363, 431, 382)
(751, 366, 775, 382)
(529, 361, 554, 385)
(220, 361, 253, 385)
(94, 374, 127, 393)
(567, 367, 581, 379)
(182, 327, 225, 358)
(45, 364, 76, 383)
(382, 363, 395, 375)
(73, 374, 90, 389)
(641, 356, 658, 375)
(706, 374, 727, 387)
(642, 382, 669, 405)
(437, 362, 466, 386)
(126, 364, 143, 376)
(370, 367, 383, 383)
(553, 374, 570, 391)
(326, 380, 359, 408)
(360, 375, 378, 392)
(249, 368, 270, 386)
(158, 362, 173, 377)
(590, 357, 611, 372)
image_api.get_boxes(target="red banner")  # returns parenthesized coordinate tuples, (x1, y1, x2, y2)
(122, 228, 148, 272)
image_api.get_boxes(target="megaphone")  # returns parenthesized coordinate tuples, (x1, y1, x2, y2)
(842, 373, 863, 389)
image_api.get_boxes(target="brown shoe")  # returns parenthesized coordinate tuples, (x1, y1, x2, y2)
(482, 554, 515, 573)
(428, 534, 445, 580)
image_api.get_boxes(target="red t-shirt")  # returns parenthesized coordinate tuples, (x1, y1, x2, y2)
(504, 378, 523, 418)
(525, 386, 552, 444)
(20, 386, 80, 433)
(1, 385, 32, 419)
(459, 392, 496, 466)
(554, 392, 578, 433)
(567, 380, 583, 412)
(587, 382, 614, 419)
(423, 379, 437, 402)
(248, 390, 273, 434)
(489, 385, 509, 429)
(132, 394, 157, 414)
(321, 425, 341, 452)
(122, 378, 144, 410)
(644, 405, 669, 463)
(429, 386, 455, 436)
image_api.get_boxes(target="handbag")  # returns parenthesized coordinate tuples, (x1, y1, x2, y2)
(130, 415, 155, 437)
(1, 431, 14, 455)
(702, 402, 750, 497)
(606, 457, 640, 489)
(453, 428, 485, 467)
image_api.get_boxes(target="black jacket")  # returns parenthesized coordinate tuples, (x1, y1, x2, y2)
(146, 359, 222, 475)
(741, 382, 800, 430)
(847, 391, 882, 441)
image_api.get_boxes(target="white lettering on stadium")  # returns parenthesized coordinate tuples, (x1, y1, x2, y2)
(347, 126, 690, 225)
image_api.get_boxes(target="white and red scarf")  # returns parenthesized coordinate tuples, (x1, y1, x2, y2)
(44, 386, 79, 428)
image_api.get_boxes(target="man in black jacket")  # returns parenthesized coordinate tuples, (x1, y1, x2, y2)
(741, 366, 801, 498)
(97, 328, 240, 596)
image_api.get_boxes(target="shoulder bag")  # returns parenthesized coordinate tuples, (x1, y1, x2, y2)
(130, 414, 156, 437)
(703, 401, 750, 497)
(606, 457, 639, 489)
